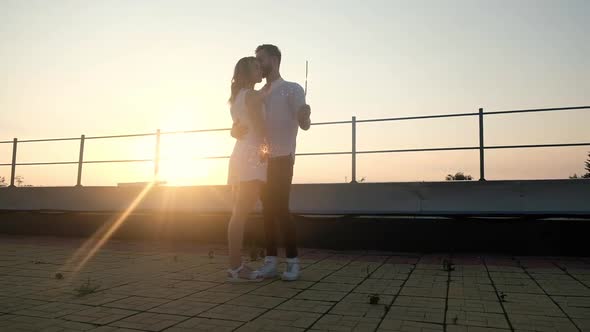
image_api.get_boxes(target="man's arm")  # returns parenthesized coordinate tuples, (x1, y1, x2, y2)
(289, 84, 311, 130)
(298, 104, 311, 130)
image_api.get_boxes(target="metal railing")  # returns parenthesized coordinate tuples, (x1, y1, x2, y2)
(1, 105, 589, 187)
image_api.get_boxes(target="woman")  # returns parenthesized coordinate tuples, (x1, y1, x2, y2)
(226, 56, 270, 282)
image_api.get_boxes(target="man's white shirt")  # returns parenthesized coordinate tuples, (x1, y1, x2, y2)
(264, 78, 306, 158)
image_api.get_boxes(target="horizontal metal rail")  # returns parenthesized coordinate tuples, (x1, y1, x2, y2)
(0, 105, 588, 186)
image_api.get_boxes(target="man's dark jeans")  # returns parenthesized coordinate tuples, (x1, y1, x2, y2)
(261, 154, 298, 258)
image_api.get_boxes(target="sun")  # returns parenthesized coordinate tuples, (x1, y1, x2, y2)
(152, 111, 232, 186)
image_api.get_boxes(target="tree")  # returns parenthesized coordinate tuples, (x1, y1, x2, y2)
(0, 176, 6, 187)
(14, 175, 26, 187)
(445, 172, 473, 181)
(569, 152, 590, 179)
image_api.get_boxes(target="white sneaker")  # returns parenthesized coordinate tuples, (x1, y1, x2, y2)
(282, 257, 300, 281)
(256, 256, 278, 279)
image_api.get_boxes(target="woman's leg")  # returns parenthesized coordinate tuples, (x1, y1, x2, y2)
(228, 181, 261, 272)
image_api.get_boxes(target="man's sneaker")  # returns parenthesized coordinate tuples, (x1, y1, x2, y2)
(282, 257, 300, 281)
(256, 256, 278, 278)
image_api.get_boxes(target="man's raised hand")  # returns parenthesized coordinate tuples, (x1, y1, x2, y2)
(298, 104, 311, 130)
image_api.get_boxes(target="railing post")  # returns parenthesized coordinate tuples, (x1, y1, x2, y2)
(154, 129, 161, 179)
(9, 138, 17, 187)
(478, 108, 486, 181)
(76, 135, 85, 187)
(351, 116, 357, 183)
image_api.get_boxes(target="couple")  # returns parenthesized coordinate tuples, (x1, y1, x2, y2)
(226, 44, 311, 282)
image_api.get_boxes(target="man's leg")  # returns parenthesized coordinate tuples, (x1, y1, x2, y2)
(261, 159, 278, 257)
(273, 155, 297, 258)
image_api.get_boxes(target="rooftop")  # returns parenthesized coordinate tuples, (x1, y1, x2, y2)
(1, 235, 588, 331)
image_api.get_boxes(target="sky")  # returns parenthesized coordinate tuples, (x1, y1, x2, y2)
(1, 0, 589, 186)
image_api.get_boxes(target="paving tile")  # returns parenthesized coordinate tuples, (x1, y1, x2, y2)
(227, 294, 286, 309)
(385, 305, 444, 324)
(186, 290, 242, 304)
(307, 261, 348, 271)
(329, 292, 394, 318)
(494, 282, 544, 294)
(448, 276, 493, 287)
(104, 296, 170, 311)
(446, 326, 509, 332)
(62, 292, 129, 306)
(393, 296, 446, 309)
(208, 283, 266, 295)
(295, 289, 348, 302)
(311, 314, 380, 331)
(310, 282, 356, 293)
(508, 314, 578, 332)
(446, 298, 504, 314)
(299, 269, 334, 282)
(383, 296, 446, 324)
(553, 295, 590, 309)
(63, 306, 138, 325)
(198, 304, 266, 322)
(353, 279, 403, 295)
(238, 309, 320, 330)
(333, 265, 380, 278)
(405, 274, 448, 285)
(110, 312, 187, 331)
(13, 302, 92, 319)
(501, 293, 565, 317)
(163, 317, 241, 331)
(448, 283, 498, 301)
(276, 299, 333, 314)
(535, 279, 590, 296)
(0, 314, 96, 331)
(559, 306, 590, 320)
(90, 327, 140, 332)
(261, 280, 314, 290)
(149, 298, 217, 316)
(446, 310, 510, 329)
(251, 284, 303, 299)
(378, 319, 443, 332)
(370, 264, 413, 280)
(322, 275, 365, 285)
(167, 280, 219, 293)
(410, 270, 448, 278)
(571, 316, 590, 331)
(399, 283, 448, 298)
(385, 256, 420, 265)
(109, 283, 198, 300)
(0, 296, 49, 314)
(236, 323, 304, 331)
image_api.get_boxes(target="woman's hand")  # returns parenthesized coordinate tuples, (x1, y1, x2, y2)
(231, 121, 249, 139)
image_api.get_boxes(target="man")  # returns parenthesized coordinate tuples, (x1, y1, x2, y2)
(231, 44, 311, 281)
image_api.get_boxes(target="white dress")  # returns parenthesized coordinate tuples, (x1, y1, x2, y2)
(227, 89, 267, 185)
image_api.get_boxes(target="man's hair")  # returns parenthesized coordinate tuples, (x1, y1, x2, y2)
(256, 44, 281, 65)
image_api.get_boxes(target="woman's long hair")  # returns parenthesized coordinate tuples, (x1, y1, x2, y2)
(229, 56, 257, 105)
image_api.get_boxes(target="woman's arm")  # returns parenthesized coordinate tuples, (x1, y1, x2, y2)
(244, 89, 267, 139)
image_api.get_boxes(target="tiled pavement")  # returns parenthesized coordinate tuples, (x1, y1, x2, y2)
(0, 236, 589, 331)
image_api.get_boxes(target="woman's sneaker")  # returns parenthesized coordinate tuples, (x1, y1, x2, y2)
(256, 256, 278, 278)
(282, 257, 300, 281)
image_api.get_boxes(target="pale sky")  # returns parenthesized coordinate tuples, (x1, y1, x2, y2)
(1, 0, 589, 186)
